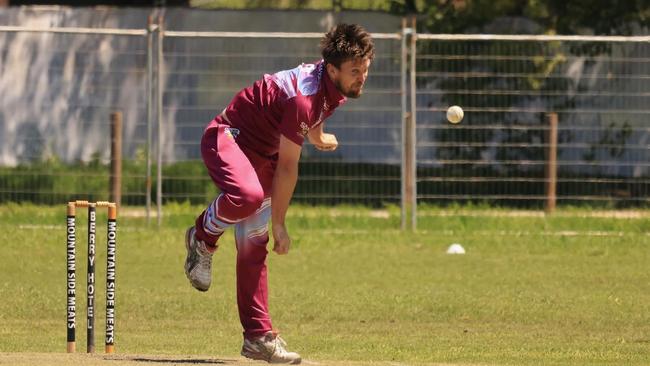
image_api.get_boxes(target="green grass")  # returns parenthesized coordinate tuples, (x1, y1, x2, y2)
(0, 203, 649, 365)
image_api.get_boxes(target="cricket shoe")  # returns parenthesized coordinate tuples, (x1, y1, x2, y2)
(241, 331, 301, 364)
(184, 226, 214, 292)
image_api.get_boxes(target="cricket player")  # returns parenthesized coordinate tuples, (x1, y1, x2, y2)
(184, 23, 374, 364)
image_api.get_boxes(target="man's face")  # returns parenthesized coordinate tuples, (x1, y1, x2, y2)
(328, 58, 371, 99)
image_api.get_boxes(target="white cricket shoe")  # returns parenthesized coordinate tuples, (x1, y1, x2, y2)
(184, 226, 214, 292)
(241, 331, 301, 364)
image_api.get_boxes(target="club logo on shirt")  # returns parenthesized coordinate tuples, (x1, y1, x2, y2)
(299, 122, 310, 136)
(224, 127, 240, 140)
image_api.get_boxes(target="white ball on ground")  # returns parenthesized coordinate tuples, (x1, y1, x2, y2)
(446, 105, 464, 124)
(446, 243, 466, 254)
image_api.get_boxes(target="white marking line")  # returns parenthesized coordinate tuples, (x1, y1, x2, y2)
(19, 224, 62, 230)
(420, 210, 650, 218)
(18, 224, 134, 232)
(15, 224, 649, 237)
(97, 207, 650, 219)
(310, 229, 649, 237)
(292, 210, 650, 219)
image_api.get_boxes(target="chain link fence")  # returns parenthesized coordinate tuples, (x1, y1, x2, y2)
(0, 26, 150, 205)
(162, 30, 403, 208)
(1, 15, 648, 225)
(414, 34, 650, 211)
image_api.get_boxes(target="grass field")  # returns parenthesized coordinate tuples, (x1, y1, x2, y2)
(0, 203, 649, 366)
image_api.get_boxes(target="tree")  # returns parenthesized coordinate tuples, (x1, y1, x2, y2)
(390, 0, 649, 36)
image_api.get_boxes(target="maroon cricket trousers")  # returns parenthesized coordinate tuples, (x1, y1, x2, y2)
(194, 117, 277, 339)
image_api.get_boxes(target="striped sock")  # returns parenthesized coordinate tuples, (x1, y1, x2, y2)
(203, 194, 233, 237)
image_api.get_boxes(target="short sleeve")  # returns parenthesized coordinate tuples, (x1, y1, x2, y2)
(279, 96, 311, 146)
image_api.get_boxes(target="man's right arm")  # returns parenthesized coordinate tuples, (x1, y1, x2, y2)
(271, 134, 302, 254)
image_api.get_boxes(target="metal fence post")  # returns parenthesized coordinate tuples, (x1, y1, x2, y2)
(400, 18, 409, 231)
(110, 111, 122, 208)
(146, 15, 154, 224)
(156, 15, 164, 226)
(401, 17, 418, 232)
(408, 16, 418, 231)
(545, 113, 558, 213)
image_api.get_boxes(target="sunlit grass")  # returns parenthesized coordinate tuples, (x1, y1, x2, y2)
(0, 203, 648, 365)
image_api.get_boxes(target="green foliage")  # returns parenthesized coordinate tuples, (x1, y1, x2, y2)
(296, 160, 401, 207)
(409, 0, 648, 36)
(0, 159, 647, 207)
(161, 161, 215, 204)
(189, 0, 649, 34)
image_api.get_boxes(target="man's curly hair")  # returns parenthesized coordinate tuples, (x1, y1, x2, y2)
(320, 23, 375, 69)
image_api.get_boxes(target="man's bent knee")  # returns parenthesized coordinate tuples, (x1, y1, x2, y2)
(228, 187, 265, 221)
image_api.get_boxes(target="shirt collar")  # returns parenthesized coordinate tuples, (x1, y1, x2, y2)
(319, 60, 347, 108)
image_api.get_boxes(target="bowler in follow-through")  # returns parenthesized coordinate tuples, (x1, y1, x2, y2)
(183, 23, 375, 364)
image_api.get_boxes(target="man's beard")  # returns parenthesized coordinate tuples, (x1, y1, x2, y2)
(334, 78, 363, 99)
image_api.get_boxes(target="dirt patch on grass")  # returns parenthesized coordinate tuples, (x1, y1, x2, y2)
(0, 353, 237, 366)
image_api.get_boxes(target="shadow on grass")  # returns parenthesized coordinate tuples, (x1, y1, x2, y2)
(109, 356, 235, 364)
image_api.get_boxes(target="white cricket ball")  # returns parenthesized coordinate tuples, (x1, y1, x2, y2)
(446, 105, 464, 124)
